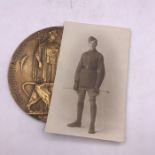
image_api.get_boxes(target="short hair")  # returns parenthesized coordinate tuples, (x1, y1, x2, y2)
(88, 36, 97, 43)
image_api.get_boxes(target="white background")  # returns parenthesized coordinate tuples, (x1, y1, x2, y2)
(0, 0, 155, 155)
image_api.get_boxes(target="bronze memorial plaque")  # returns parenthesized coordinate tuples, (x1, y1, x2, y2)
(8, 27, 63, 122)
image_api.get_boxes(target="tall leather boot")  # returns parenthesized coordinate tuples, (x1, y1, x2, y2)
(67, 101, 84, 127)
(88, 102, 96, 134)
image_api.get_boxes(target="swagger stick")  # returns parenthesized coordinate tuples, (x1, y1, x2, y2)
(63, 87, 110, 94)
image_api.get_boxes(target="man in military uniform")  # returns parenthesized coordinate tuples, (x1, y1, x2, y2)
(67, 36, 105, 134)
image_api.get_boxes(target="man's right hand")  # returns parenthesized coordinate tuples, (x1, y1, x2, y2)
(73, 82, 79, 91)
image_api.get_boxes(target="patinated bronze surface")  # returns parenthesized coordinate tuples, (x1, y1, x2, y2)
(8, 27, 63, 122)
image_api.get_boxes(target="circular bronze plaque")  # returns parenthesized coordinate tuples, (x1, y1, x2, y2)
(8, 27, 63, 122)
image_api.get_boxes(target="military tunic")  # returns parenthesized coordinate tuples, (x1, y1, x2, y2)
(74, 50, 105, 89)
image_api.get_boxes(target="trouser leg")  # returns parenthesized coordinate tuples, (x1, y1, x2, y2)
(90, 101, 97, 129)
(88, 89, 97, 134)
(67, 88, 86, 127)
(76, 92, 85, 122)
(90, 98, 96, 130)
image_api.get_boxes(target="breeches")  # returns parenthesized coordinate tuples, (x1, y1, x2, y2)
(77, 88, 98, 105)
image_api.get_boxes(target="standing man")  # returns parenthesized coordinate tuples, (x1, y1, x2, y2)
(67, 36, 105, 134)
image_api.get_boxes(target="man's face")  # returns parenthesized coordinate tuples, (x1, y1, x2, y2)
(89, 40, 97, 49)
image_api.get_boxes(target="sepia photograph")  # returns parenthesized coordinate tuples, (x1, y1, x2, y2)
(45, 21, 131, 142)
(1, 1, 155, 154)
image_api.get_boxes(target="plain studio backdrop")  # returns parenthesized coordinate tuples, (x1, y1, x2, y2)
(45, 22, 130, 142)
(0, 0, 155, 155)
